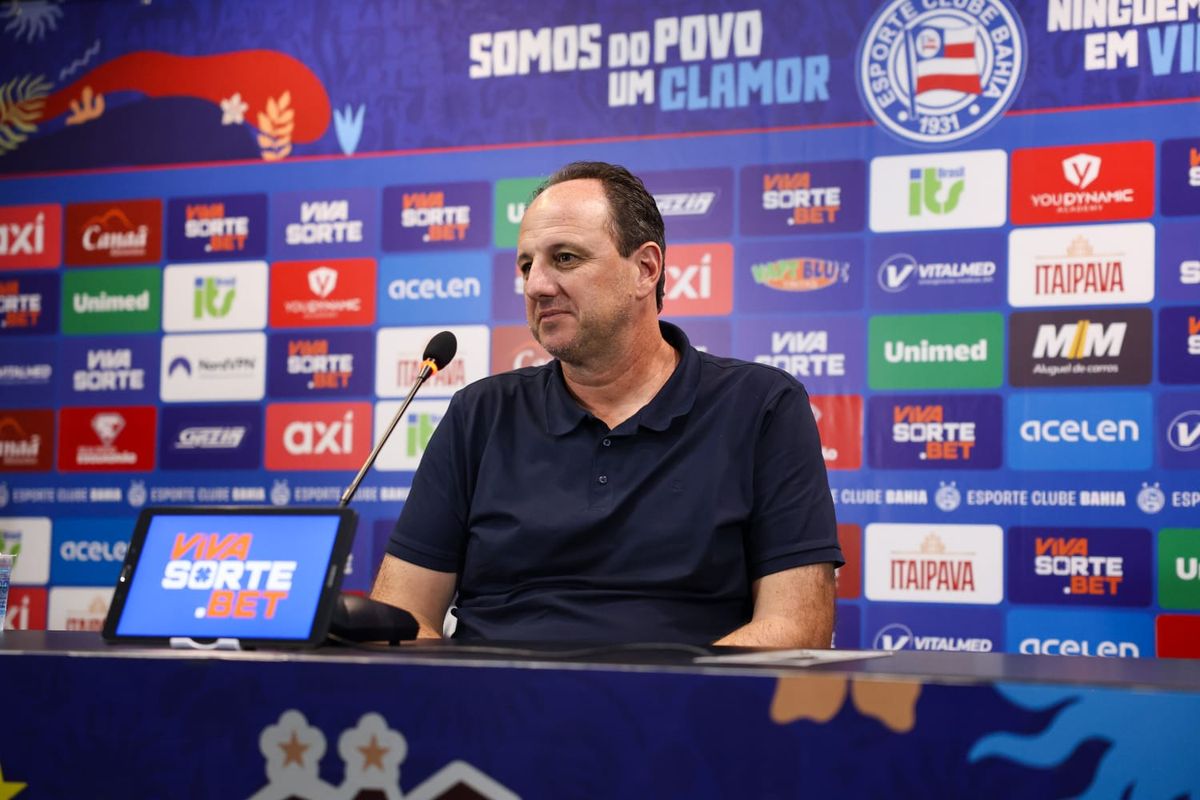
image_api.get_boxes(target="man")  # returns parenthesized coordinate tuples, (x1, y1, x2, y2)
(371, 161, 841, 646)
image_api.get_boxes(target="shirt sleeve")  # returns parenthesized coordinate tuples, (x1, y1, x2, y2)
(387, 392, 471, 573)
(746, 380, 843, 579)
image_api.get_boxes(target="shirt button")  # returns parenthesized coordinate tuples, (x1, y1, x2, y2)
(597, 475, 608, 485)
(602, 439, 611, 447)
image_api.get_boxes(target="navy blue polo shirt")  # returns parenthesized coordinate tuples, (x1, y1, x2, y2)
(389, 322, 841, 643)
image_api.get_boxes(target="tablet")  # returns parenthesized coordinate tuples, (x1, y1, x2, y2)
(102, 506, 357, 648)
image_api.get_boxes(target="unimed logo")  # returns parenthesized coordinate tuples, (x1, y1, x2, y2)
(265, 402, 372, 471)
(1007, 526, 1151, 607)
(61, 267, 160, 334)
(864, 523, 1003, 604)
(57, 406, 156, 472)
(1009, 223, 1155, 307)
(269, 258, 376, 328)
(1156, 529, 1200, 611)
(661, 243, 733, 317)
(869, 150, 1007, 232)
(810, 396, 862, 471)
(65, 199, 161, 266)
(0, 409, 54, 471)
(1006, 391, 1152, 470)
(493, 177, 543, 248)
(868, 312, 1003, 389)
(1009, 309, 1151, 387)
(0, 204, 61, 268)
(1011, 141, 1154, 224)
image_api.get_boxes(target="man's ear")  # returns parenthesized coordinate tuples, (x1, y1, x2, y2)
(631, 241, 664, 302)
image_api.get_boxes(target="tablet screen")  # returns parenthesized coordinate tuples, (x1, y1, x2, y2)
(114, 512, 343, 640)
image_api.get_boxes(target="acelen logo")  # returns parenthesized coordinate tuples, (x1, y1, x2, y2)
(269, 258, 376, 328)
(167, 194, 268, 261)
(810, 395, 863, 471)
(868, 312, 1003, 390)
(490, 325, 551, 374)
(660, 243, 733, 317)
(267, 330, 374, 398)
(1008, 223, 1155, 307)
(65, 199, 162, 266)
(265, 402, 373, 471)
(1011, 141, 1155, 224)
(0, 204, 61, 268)
(1158, 306, 1200, 385)
(1009, 308, 1152, 387)
(50, 517, 134, 586)
(739, 160, 866, 236)
(1008, 608, 1151, 658)
(1, 517, 51, 584)
(867, 394, 1001, 470)
(1006, 391, 1152, 471)
(0, 272, 59, 335)
(1007, 526, 1151, 607)
(6, 588, 48, 631)
(162, 261, 268, 332)
(57, 406, 156, 472)
(1156, 528, 1200, 611)
(869, 150, 1007, 232)
(864, 523, 1003, 604)
(378, 252, 492, 325)
(0, 409, 54, 471)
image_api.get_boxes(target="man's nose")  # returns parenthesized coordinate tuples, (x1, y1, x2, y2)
(523, 259, 556, 298)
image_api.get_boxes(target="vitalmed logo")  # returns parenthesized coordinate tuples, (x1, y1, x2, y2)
(1009, 309, 1152, 387)
(0, 204, 61, 268)
(737, 239, 862, 312)
(65, 199, 161, 265)
(265, 402, 372, 471)
(1161, 138, 1200, 217)
(866, 606, 1002, 652)
(57, 406, 155, 472)
(159, 404, 261, 470)
(644, 167, 734, 241)
(374, 399, 450, 472)
(1158, 528, 1200, 610)
(48, 587, 114, 631)
(0, 410, 53, 471)
(868, 312, 1003, 389)
(62, 267, 159, 334)
(163, 261, 267, 332)
(0, 339, 55, 404)
(864, 523, 1003, 604)
(160, 332, 266, 402)
(272, 189, 377, 259)
(2, 517, 51, 584)
(739, 161, 866, 235)
(379, 252, 491, 325)
(869, 151, 1007, 232)
(167, 194, 267, 260)
(1008, 527, 1151, 607)
(869, 232, 1005, 311)
(269, 259, 376, 328)
(661, 243, 732, 317)
(61, 335, 159, 403)
(267, 330, 373, 398)
(376, 325, 489, 398)
(0, 272, 58, 335)
(50, 517, 132, 585)
(867, 394, 1001, 469)
(490, 325, 551, 374)
(1006, 391, 1152, 471)
(734, 315, 864, 392)
(1009, 223, 1154, 307)
(382, 181, 491, 251)
(6, 588, 48, 630)
(1011, 142, 1155, 224)
(811, 396, 863, 471)
(1159, 306, 1200, 385)
(1008, 608, 1151, 658)
(1159, 393, 1200, 470)
(493, 177, 543, 249)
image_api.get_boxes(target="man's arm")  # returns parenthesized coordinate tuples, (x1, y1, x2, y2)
(714, 562, 835, 648)
(370, 554, 458, 639)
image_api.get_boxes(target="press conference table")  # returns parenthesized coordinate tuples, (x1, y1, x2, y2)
(2, 632, 1198, 798)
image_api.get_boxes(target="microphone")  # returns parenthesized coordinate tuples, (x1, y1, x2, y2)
(339, 330, 457, 507)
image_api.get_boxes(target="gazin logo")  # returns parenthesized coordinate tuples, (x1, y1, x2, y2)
(856, 0, 1026, 145)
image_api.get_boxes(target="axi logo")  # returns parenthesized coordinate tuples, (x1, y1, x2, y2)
(661, 243, 732, 316)
(1008, 223, 1155, 307)
(167, 194, 267, 260)
(868, 312, 1003, 389)
(867, 394, 1001, 469)
(374, 399, 449, 471)
(269, 259, 376, 328)
(6, 588, 48, 630)
(163, 262, 267, 332)
(864, 523, 1004, 604)
(65, 199, 161, 265)
(0, 410, 54, 471)
(1156, 529, 1200, 610)
(265, 402, 372, 470)
(383, 181, 491, 251)
(1008, 527, 1151, 607)
(810, 396, 863, 471)
(1011, 141, 1154, 224)
(162, 532, 295, 620)
(1158, 306, 1200, 385)
(739, 161, 865, 235)
(908, 166, 964, 216)
(0, 272, 58, 334)
(1009, 309, 1151, 387)
(869, 151, 1007, 232)
(1007, 391, 1152, 470)
(0, 204, 61, 268)
(57, 406, 156, 472)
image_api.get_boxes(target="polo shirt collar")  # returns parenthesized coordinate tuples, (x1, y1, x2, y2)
(543, 321, 701, 436)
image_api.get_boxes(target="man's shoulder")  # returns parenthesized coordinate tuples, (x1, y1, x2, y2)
(452, 362, 556, 408)
(695, 350, 806, 397)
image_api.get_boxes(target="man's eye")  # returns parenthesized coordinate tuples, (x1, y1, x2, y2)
(517, 262, 531, 276)
(555, 252, 575, 264)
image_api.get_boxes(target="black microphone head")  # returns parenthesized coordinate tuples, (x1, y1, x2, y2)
(423, 330, 457, 371)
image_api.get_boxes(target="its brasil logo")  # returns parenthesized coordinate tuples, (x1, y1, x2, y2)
(752, 257, 848, 292)
(856, 0, 1027, 145)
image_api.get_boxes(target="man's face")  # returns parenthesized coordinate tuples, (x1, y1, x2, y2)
(517, 179, 639, 365)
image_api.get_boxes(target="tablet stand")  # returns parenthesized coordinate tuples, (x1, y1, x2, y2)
(169, 637, 244, 651)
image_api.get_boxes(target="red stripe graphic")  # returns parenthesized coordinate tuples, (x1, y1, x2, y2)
(916, 74, 982, 95)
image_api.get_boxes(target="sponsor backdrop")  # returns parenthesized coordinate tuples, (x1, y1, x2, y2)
(0, 0, 1199, 662)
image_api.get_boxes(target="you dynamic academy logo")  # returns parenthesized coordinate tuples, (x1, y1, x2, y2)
(856, 0, 1026, 145)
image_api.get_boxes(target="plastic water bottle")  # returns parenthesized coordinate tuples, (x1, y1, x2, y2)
(0, 554, 12, 632)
